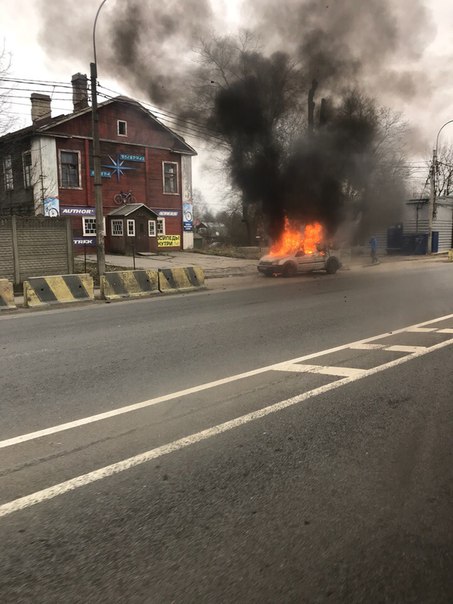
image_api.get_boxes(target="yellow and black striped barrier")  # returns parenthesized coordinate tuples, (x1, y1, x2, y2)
(101, 270, 160, 301)
(158, 266, 205, 294)
(0, 279, 16, 310)
(23, 274, 94, 308)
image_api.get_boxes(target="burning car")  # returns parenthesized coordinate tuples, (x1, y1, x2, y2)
(257, 220, 341, 277)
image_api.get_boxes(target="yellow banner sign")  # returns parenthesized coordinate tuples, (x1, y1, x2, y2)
(157, 235, 181, 248)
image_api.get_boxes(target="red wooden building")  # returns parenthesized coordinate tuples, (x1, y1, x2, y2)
(0, 74, 196, 253)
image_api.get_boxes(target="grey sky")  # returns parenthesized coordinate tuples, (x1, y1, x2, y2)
(2, 0, 453, 205)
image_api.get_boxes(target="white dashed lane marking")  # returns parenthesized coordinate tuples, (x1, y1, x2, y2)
(382, 345, 427, 353)
(349, 343, 386, 350)
(1, 313, 453, 453)
(405, 326, 438, 333)
(274, 362, 365, 377)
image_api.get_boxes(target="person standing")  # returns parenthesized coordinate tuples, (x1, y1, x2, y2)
(369, 236, 378, 264)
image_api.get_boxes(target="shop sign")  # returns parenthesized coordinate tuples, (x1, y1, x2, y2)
(43, 197, 60, 217)
(183, 202, 193, 232)
(119, 153, 145, 162)
(61, 207, 96, 216)
(73, 237, 95, 245)
(90, 170, 112, 178)
(157, 235, 181, 247)
(155, 210, 179, 217)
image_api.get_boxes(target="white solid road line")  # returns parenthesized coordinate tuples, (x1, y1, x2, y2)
(2, 312, 453, 451)
(1, 334, 453, 519)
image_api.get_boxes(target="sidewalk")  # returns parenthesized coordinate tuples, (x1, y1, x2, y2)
(7, 251, 450, 310)
(84, 250, 451, 279)
(85, 252, 259, 278)
(345, 251, 450, 272)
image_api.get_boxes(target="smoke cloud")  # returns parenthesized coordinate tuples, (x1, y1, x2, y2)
(36, 0, 437, 241)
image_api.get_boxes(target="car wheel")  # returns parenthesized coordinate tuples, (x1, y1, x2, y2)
(326, 258, 339, 274)
(283, 262, 297, 277)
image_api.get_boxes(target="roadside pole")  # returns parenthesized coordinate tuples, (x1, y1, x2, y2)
(427, 149, 436, 254)
(90, 61, 106, 277)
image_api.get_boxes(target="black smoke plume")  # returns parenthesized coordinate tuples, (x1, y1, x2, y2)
(36, 0, 435, 241)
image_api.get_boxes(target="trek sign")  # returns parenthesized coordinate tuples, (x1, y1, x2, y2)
(73, 237, 95, 246)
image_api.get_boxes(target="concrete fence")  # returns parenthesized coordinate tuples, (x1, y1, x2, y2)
(0, 216, 73, 286)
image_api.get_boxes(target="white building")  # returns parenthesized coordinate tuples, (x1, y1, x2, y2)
(403, 197, 453, 253)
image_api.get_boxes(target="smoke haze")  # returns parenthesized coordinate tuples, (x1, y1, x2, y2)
(36, 0, 437, 241)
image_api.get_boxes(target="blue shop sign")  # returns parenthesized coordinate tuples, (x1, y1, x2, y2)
(119, 153, 145, 162)
(73, 237, 96, 246)
(90, 170, 112, 178)
(183, 222, 193, 232)
(62, 206, 96, 216)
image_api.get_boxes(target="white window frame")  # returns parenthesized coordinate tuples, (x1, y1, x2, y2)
(111, 219, 124, 236)
(82, 217, 106, 237)
(148, 220, 156, 237)
(22, 151, 32, 189)
(2, 155, 13, 191)
(59, 149, 81, 189)
(157, 217, 166, 235)
(117, 120, 128, 137)
(162, 161, 179, 195)
(126, 219, 135, 237)
(82, 217, 96, 236)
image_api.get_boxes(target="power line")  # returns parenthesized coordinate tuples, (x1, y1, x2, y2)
(1, 76, 228, 147)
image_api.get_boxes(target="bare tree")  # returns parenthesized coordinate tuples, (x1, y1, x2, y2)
(189, 35, 409, 242)
(192, 188, 215, 223)
(0, 43, 17, 136)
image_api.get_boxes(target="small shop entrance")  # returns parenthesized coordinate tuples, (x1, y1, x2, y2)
(107, 204, 159, 256)
(135, 217, 149, 252)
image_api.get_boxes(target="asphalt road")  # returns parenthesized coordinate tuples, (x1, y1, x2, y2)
(1, 260, 453, 603)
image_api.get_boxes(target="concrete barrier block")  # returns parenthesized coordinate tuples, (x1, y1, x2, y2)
(101, 270, 160, 301)
(158, 266, 205, 294)
(23, 274, 94, 308)
(0, 279, 16, 310)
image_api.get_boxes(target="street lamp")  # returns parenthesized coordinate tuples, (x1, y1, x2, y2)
(428, 119, 453, 253)
(91, 0, 109, 277)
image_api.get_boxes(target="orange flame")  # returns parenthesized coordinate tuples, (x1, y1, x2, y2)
(269, 218, 324, 257)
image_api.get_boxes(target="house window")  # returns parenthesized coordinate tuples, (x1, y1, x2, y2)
(163, 162, 178, 194)
(148, 220, 156, 237)
(127, 219, 135, 236)
(22, 151, 32, 189)
(60, 150, 81, 188)
(82, 217, 106, 236)
(82, 217, 97, 236)
(111, 219, 123, 236)
(117, 120, 127, 136)
(157, 217, 166, 235)
(2, 155, 13, 191)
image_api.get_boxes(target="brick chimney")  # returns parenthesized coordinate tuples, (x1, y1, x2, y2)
(31, 93, 51, 123)
(71, 73, 89, 112)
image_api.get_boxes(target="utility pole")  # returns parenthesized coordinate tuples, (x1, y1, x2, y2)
(427, 148, 436, 254)
(90, 0, 109, 278)
(90, 61, 105, 276)
(429, 119, 453, 254)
